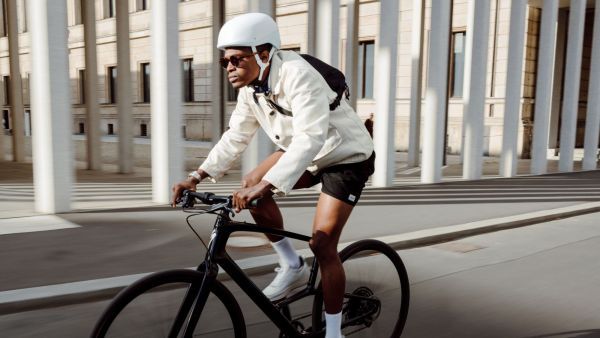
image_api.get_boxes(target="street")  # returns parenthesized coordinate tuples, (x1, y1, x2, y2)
(1, 211, 599, 337)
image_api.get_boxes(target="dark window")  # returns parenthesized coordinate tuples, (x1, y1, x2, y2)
(357, 41, 375, 99)
(182, 125, 186, 139)
(79, 69, 86, 104)
(182, 58, 194, 102)
(2, 109, 8, 130)
(450, 31, 466, 98)
(140, 123, 147, 137)
(1, 0, 7, 37)
(108, 66, 117, 103)
(108, 0, 116, 18)
(107, 123, 114, 135)
(79, 122, 85, 134)
(3, 75, 10, 105)
(141, 0, 148, 10)
(282, 47, 301, 53)
(227, 84, 238, 102)
(141, 63, 151, 103)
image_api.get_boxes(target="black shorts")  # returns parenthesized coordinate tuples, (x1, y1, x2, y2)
(306, 152, 375, 206)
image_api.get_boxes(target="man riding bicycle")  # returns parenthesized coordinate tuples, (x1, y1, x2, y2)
(171, 13, 374, 338)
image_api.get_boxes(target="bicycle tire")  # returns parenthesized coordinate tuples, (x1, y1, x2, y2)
(311, 239, 410, 337)
(91, 269, 246, 338)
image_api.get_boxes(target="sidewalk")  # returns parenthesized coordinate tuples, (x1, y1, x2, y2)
(1, 154, 599, 314)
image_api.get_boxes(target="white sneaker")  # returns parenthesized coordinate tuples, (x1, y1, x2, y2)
(263, 257, 310, 301)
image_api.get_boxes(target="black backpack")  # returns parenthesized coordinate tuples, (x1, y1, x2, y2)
(266, 54, 350, 116)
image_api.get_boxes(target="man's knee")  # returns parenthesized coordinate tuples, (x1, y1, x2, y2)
(309, 231, 338, 261)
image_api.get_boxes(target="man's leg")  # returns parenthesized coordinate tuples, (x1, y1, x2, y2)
(310, 193, 354, 337)
(242, 151, 316, 300)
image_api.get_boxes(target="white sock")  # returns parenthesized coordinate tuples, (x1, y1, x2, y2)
(271, 238, 301, 269)
(325, 311, 343, 338)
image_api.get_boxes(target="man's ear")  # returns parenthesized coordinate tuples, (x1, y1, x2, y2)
(259, 50, 270, 63)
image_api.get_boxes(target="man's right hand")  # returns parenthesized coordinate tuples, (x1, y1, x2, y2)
(171, 178, 200, 207)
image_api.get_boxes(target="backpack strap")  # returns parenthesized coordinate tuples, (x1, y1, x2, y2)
(266, 98, 293, 117)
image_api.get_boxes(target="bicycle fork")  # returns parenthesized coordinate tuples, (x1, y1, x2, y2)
(168, 261, 219, 338)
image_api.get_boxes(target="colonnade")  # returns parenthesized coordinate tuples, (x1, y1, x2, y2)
(7, 0, 600, 212)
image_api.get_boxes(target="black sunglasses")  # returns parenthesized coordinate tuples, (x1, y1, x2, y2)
(219, 52, 258, 69)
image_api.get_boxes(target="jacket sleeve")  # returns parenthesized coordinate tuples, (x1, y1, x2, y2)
(262, 68, 330, 195)
(199, 90, 259, 180)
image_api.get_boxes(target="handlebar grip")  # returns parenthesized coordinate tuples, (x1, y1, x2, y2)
(249, 198, 261, 209)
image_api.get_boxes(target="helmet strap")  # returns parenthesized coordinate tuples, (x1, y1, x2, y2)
(252, 45, 276, 82)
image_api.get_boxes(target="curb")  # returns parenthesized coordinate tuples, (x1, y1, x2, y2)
(2, 201, 600, 315)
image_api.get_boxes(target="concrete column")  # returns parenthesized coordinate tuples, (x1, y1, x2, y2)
(307, 0, 316, 55)
(559, 0, 586, 172)
(82, 0, 102, 170)
(6, 0, 25, 162)
(116, 0, 133, 173)
(421, 1, 451, 184)
(211, 0, 224, 145)
(407, 0, 425, 168)
(151, 0, 183, 203)
(371, 0, 399, 187)
(499, 0, 527, 177)
(344, 0, 359, 110)
(582, 0, 600, 170)
(28, 0, 73, 213)
(549, 9, 568, 150)
(531, 0, 559, 175)
(315, 0, 340, 67)
(243, 0, 276, 175)
(462, 0, 491, 180)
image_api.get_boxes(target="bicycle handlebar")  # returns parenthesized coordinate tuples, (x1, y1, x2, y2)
(181, 190, 259, 210)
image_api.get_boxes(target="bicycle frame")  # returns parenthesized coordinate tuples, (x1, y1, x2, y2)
(181, 211, 324, 338)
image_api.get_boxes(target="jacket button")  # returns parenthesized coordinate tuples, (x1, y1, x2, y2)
(275, 135, 280, 140)
(270, 111, 275, 116)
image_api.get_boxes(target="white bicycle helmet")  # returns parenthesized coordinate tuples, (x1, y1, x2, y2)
(217, 13, 280, 81)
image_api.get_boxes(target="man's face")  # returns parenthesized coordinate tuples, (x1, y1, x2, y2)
(223, 48, 260, 89)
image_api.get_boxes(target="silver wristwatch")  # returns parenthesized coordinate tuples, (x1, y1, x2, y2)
(188, 170, 201, 181)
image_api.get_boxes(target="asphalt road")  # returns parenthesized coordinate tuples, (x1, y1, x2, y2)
(2, 212, 600, 337)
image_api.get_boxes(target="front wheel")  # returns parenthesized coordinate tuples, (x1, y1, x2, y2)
(312, 239, 410, 337)
(91, 269, 246, 338)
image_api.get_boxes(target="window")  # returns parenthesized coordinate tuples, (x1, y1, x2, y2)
(450, 31, 466, 98)
(74, 0, 83, 25)
(24, 73, 30, 105)
(79, 69, 85, 104)
(107, 66, 117, 103)
(107, 123, 114, 135)
(2, 109, 8, 130)
(282, 47, 301, 53)
(357, 41, 374, 99)
(3, 75, 10, 105)
(141, 63, 151, 103)
(108, 0, 116, 18)
(138, 0, 149, 11)
(79, 122, 85, 134)
(182, 58, 194, 102)
(1, 0, 7, 37)
(24, 109, 31, 136)
(140, 123, 148, 137)
(227, 85, 238, 102)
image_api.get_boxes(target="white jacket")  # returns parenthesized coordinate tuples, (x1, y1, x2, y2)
(199, 50, 374, 195)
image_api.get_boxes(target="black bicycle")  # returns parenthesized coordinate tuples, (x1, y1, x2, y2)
(91, 190, 410, 337)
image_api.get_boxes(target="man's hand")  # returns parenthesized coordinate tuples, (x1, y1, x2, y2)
(232, 180, 274, 212)
(171, 178, 199, 207)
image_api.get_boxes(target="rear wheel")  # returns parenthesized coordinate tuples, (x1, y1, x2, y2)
(312, 240, 410, 337)
(91, 269, 246, 338)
